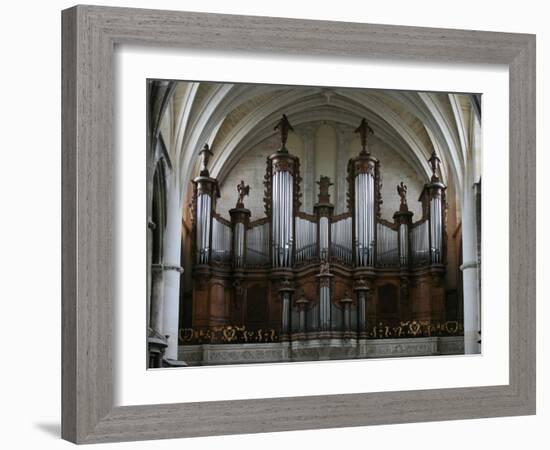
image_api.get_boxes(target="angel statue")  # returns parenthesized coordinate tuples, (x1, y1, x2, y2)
(199, 143, 213, 176)
(354, 118, 374, 154)
(397, 181, 408, 207)
(236, 180, 250, 207)
(274, 114, 294, 152)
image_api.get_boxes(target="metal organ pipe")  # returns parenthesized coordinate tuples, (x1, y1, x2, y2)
(319, 282, 331, 331)
(298, 217, 301, 261)
(273, 172, 279, 266)
(376, 223, 398, 267)
(368, 173, 375, 265)
(196, 192, 212, 264)
(365, 174, 370, 264)
(354, 172, 375, 266)
(287, 173, 294, 266)
(206, 195, 212, 263)
(281, 292, 290, 335)
(410, 221, 430, 265)
(233, 222, 244, 267)
(361, 174, 366, 265)
(272, 172, 278, 266)
(282, 171, 285, 266)
(196, 195, 201, 263)
(357, 174, 361, 265)
(284, 171, 287, 266)
(295, 217, 317, 264)
(430, 195, 442, 263)
(212, 218, 232, 264)
(362, 173, 366, 265)
(284, 171, 288, 266)
(280, 172, 284, 265)
(320, 216, 329, 258)
(272, 168, 294, 268)
(330, 217, 352, 265)
(246, 222, 269, 267)
(399, 223, 409, 266)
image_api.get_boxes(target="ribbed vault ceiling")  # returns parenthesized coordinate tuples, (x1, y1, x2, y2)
(154, 81, 480, 207)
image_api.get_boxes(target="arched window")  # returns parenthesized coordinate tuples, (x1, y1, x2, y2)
(151, 161, 167, 264)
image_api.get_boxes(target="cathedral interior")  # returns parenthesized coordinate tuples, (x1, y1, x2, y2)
(147, 80, 482, 368)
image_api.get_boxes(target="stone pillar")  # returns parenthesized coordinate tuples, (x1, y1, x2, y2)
(149, 263, 164, 332)
(462, 181, 481, 354)
(146, 221, 154, 332)
(162, 179, 185, 362)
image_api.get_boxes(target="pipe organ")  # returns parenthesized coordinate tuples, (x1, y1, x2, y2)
(376, 223, 399, 267)
(245, 221, 270, 267)
(211, 216, 231, 264)
(269, 158, 297, 267)
(295, 216, 318, 265)
(330, 215, 352, 265)
(190, 116, 449, 340)
(193, 144, 217, 266)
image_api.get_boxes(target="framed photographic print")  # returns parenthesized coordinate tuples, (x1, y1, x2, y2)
(62, 5, 536, 444)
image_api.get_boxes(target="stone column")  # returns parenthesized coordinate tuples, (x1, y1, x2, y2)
(462, 181, 481, 354)
(161, 178, 185, 362)
(149, 263, 164, 332)
(146, 221, 154, 333)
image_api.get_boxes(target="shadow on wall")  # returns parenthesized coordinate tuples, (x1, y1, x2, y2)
(34, 422, 60, 438)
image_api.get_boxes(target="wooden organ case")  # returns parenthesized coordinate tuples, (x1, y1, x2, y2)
(188, 116, 449, 344)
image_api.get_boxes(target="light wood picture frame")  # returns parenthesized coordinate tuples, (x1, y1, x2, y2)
(61, 5, 536, 444)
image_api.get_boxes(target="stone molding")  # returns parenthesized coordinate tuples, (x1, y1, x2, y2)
(178, 337, 465, 365)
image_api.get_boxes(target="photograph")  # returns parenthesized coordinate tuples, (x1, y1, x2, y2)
(146, 80, 482, 368)
(1, 0, 542, 447)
